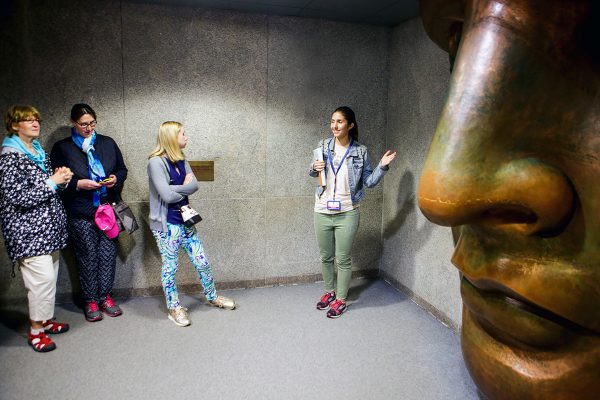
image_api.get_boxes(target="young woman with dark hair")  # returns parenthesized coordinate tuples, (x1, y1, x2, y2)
(309, 106, 396, 318)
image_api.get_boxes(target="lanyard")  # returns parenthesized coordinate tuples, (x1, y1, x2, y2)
(327, 139, 353, 200)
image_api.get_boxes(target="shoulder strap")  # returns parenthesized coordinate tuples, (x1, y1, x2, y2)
(160, 156, 170, 170)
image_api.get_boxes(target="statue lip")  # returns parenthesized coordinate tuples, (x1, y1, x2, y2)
(460, 276, 597, 348)
(451, 229, 600, 334)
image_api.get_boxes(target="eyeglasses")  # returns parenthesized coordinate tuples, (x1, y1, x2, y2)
(77, 120, 97, 129)
(20, 118, 41, 124)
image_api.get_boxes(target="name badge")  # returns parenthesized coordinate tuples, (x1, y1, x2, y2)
(327, 200, 342, 211)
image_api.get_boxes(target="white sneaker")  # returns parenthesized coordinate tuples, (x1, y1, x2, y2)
(168, 306, 191, 327)
(209, 295, 236, 310)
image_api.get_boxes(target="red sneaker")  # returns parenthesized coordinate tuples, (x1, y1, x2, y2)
(28, 331, 56, 353)
(84, 301, 103, 322)
(326, 299, 347, 318)
(316, 292, 336, 310)
(42, 319, 70, 334)
(100, 294, 122, 317)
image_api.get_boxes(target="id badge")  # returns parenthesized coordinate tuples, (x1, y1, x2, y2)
(327, 200, 342, 211)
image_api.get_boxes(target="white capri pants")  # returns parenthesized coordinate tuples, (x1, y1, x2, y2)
(18, 252, 59, 322)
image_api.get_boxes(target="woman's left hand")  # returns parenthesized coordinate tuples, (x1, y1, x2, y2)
(102, 174, 117, 188)
(380, 150, 397, 167)
(183, 173, 194, 185)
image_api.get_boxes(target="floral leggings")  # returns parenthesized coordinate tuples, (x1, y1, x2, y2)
(152, 223, 217, 309)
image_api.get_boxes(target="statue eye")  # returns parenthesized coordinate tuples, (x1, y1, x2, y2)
(448, 21, 464, 72)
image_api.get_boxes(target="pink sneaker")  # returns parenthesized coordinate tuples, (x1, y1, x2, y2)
(326, 299, 347, 318)
(100, 294, 122, 317)
(84, 301, 103, 322)
(316, 292, 336, 310)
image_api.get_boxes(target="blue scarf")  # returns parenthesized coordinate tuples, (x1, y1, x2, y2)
(1, 135, 48, 173)
(71, 128, 107, 206)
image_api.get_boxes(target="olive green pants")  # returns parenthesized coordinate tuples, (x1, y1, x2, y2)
(313, 208, 360, 300)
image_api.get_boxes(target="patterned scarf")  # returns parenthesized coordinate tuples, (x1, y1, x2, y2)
(2, 135, 47, 173)
(71, 128, 107, 206)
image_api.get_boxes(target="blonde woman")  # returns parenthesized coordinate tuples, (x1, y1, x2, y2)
(148, 121, 235, 326)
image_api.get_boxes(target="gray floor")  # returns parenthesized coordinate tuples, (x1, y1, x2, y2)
(0, 279, 479, 400)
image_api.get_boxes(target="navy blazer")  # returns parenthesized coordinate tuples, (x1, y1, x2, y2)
(50, 134, 128, 219)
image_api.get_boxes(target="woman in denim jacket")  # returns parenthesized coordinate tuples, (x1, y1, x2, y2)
(309, 106, 396, 318)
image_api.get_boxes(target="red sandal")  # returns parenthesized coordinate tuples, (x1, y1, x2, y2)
(28, 331, 56, 353)
(43, 319, 70, 334)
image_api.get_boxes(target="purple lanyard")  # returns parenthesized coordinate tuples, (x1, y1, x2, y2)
(327, 139, 353, 199)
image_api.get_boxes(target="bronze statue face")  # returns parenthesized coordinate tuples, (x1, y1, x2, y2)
(418, 0, 600, 398)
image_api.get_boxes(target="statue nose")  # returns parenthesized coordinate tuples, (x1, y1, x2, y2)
(416, 12, 577, 237)
(418, 157, 575, 236)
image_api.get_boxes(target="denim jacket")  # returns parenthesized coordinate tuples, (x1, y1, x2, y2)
(309, 138, 388, 205)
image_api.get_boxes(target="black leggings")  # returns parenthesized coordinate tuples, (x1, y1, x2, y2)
(68, 218, 118, 303)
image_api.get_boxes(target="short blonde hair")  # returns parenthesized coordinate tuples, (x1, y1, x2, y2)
(4, 105, 41, 136)
(149, 121, 185, 162)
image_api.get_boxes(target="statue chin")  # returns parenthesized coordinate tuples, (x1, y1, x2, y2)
(461, 307, 600, 399)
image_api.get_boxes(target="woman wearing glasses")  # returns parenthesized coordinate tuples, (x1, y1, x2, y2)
(50, 103, 128, 322)
(0, 105, 73, 352)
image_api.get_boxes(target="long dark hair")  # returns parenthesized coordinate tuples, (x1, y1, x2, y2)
(333, 106, 358, 141)
(70, 103, 97, 122)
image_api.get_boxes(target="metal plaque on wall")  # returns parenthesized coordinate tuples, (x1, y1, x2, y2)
(189, 161, 214, 181)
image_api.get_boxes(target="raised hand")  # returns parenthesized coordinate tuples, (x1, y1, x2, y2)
(380, 150, 397, 167)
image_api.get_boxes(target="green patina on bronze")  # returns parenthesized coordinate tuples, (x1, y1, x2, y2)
(418, 1, 599, 399)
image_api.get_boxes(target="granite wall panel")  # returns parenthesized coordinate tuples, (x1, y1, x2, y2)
(381, 18, 461, 329)
(266, 16, 390, 198)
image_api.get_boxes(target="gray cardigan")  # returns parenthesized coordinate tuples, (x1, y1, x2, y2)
(147, 156, 199, 232)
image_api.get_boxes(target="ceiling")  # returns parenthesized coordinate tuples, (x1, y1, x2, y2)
(124, 0, 421, 26)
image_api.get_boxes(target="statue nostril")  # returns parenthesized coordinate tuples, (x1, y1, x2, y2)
(478, 206, 541, 236)
(481, 206, 537, 226)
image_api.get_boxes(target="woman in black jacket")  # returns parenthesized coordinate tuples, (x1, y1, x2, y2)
(0, 105, 73, 352)
(50, 104, 128, 322)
